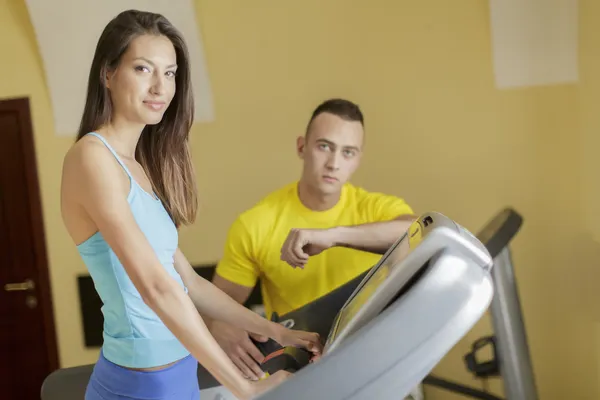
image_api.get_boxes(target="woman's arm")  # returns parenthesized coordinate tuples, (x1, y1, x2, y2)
(63, 142, 261, 399)
(173, 248, 321, 352)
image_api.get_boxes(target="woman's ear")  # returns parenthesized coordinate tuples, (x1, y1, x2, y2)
(102, 66, 113, 90)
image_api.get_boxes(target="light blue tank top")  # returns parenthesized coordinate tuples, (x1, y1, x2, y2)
(77, 132, 190, 368)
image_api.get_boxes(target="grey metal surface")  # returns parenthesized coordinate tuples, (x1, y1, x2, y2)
(257, 247, 494, 400)
(490, 247, 539, 400)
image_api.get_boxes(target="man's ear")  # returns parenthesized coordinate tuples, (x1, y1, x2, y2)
(296, 135, 306, 159)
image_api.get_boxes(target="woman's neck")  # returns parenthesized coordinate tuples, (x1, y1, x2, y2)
(97, 119, 144, 159)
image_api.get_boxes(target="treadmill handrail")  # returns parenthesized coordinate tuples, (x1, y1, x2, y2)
(476, 207, 523, 258)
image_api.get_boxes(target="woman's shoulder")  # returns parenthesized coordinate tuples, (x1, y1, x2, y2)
(65, 132, 103, 156)
(62, 133, 126, 194)
(62, 133, 133, 218)
(64, 134, 112, 171)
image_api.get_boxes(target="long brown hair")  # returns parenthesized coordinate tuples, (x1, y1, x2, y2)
(76, 9, 197, 227)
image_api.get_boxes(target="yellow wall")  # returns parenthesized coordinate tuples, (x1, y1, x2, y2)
(2, 0, 599, 398)
(579, 0, 600, 396)
(581, 0, 600, 244)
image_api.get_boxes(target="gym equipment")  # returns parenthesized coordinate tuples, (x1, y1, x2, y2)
(211, 208, 538, 400)
(242, 211, 496, 400)
(40, 209, 531, 400)
(424, 208, 539, 399)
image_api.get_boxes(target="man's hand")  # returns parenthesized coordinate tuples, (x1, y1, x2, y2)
(208, 319, 268, 381)
(280, 228, 336, 268)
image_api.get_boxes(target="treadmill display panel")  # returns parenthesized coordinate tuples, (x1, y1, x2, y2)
(330, 233, 411, 343)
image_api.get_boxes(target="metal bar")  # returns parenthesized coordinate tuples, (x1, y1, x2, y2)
(489, 247, 539, 399)
(423, 375, 503, 400)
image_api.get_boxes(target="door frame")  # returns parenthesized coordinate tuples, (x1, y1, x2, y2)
(0, 97, 60, 371)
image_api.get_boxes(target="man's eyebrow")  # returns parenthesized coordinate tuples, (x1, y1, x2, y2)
(315, 138, 360, 151)
(315, 138, 334, 145)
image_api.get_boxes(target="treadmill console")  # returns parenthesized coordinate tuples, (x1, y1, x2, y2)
(323, 211, 491, 353)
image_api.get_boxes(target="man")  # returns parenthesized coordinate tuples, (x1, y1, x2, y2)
(209, 98, 417, 381)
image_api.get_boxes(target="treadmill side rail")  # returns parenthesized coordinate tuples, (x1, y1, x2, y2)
(490, 247, 539, 400)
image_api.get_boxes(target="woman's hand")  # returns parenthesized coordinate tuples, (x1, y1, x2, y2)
(247, 370, 292, 398)
(237, 326, 322, 398)
(243, 330, 322, 398)
(272, 325, 323, 356)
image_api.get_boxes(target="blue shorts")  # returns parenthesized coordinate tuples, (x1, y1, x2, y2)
(85, 351, 200, 400)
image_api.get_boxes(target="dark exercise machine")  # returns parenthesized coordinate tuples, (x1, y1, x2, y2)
(41, 208, 536, 400)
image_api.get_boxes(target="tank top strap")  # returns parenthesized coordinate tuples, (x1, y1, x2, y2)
(86, 132, 133, 178)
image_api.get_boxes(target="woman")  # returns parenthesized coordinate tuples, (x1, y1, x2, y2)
(61, 9, 322, 400)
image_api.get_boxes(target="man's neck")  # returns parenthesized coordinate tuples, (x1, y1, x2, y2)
(297, 179, 341, 211)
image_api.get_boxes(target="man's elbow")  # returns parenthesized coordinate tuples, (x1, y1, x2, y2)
(392, 215, 416, 230)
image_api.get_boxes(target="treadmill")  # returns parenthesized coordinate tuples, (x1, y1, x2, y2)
(199, 208, 537, 400)
(40, 209, 535, 400)
(250, 211, 495, 400)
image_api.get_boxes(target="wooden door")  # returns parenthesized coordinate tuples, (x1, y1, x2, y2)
(0, 97, 59, 399)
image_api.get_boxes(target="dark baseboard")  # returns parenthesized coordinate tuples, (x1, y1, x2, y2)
(76, 264, 263, 348)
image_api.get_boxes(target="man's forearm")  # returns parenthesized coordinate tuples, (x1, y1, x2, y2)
(330, 215, 416, 254)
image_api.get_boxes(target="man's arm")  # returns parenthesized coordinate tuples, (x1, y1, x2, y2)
(212, 274, 254, 305)
(280, 190, 416, 268)
(280, 215, 416, 268)
(211, 216, 261, 298)
(330, 214, 417, 254)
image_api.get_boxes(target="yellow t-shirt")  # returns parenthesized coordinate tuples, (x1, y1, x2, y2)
(215, 181, 414, 319)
